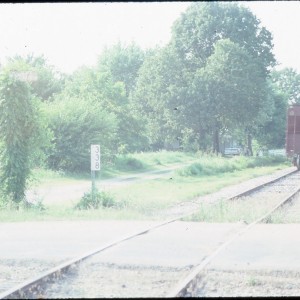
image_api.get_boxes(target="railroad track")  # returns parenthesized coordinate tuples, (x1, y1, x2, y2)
(1, 168, 299, 299)
(169, 169, 300, 297)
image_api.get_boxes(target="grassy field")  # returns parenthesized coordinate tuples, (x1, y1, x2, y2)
(28, 150, 198, 188)
(0, 151, 291, 222)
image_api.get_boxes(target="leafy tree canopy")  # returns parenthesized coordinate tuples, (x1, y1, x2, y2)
(46, 96, 118, 172)
(97, 42, 145, 96)
(8, 54, 64, 101)
(0, 59, 52, 204)
(171, 2, 275, 75)
(270, 68, 300, 104)
(255, 83, 287, 149)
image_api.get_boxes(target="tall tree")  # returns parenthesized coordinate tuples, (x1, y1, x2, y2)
(97, 42, 145, 96)
(171, 2, 275, 75)
(270, 68, 300, 104)
(52, 65, 145, 161)
(192, 39, 271, 153)
(131, 46, 186, 150)
(8, 54, 64, 101)
(46, 96, 118, 172)
(0, 62, 49, 206)
(255, 84, 287, 149)
(167, 2, 276, 153)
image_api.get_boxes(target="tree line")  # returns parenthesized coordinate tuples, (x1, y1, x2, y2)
(1, 2, 300, 205)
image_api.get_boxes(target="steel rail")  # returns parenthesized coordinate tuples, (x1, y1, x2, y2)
(168, 171, 300, 297)
(225, 168, 298, 201)
(0, 168, 297, 299)
(0, 217, 181, 299)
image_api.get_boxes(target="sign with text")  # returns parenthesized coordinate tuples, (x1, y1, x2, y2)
(91, 145, 100, 171)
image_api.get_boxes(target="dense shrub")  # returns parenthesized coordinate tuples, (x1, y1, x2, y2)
(46, 97, 118, 172)
(0, 65, 51, 205)
(75, 190, 116, 210)
(115, 155, 145, 171)
(177, 155, 288, 177)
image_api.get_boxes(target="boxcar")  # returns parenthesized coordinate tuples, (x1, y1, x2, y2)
(286, 103, 300, 170)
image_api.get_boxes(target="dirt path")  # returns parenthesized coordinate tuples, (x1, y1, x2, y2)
(25, 163, 190, 206)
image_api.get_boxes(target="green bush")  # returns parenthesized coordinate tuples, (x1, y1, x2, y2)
(0, 197, 46, 211)
(0, 70, 51, 204)
(46, 97, 118, 173)
(21, 199, 46, 211)
(132, 150, 194, 166)
(115, 155, 145, 171)
(75, 190, 116, 210)
(177, 155, 287, 177)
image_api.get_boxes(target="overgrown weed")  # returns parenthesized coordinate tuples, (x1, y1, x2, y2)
(177, 155, 288, 177)
(75, 189, 128, 210)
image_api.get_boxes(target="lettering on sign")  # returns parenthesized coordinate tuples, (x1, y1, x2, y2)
(91, 145, 100, 171)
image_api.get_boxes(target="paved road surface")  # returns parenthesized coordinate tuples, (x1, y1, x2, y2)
(2, 220, 300, 271)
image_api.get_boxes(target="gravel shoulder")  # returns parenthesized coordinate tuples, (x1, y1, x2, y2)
(194, 269, 300, 297)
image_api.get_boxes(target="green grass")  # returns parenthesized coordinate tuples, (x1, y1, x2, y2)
(28, 168, 90, 189)
(102, 150, 198, 177)
(183, 198, 269, 223)
(30, 152, 284, 187)
(0, 154, 290, 222)
(128, 150, 196, 166)
(177, 155, 288, 177)
(29, 151, 198, 188)
(108, 165, 289, 216)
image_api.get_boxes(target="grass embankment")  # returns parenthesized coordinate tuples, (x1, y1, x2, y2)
(29, 151, 197, 188)
(0, 152, 290, 222)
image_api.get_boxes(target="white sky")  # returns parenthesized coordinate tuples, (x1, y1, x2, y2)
(0, 1, 299, 74)
(243, 1, 300, 72)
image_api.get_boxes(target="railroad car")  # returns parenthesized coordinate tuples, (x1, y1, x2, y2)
(286, 103, 300, 170)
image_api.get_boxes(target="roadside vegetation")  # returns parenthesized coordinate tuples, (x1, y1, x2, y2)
(0, 2, 298, 217)
(28, 151, 198, 187)
(183, 195, 280, 224)
(0, 152, 290, 222)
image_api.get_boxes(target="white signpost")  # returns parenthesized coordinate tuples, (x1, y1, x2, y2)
(91, 145, 100, 200)
(91, 145, 100, 171)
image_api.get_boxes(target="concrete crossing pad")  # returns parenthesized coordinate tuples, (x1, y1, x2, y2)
(1, 221, 300, 271)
